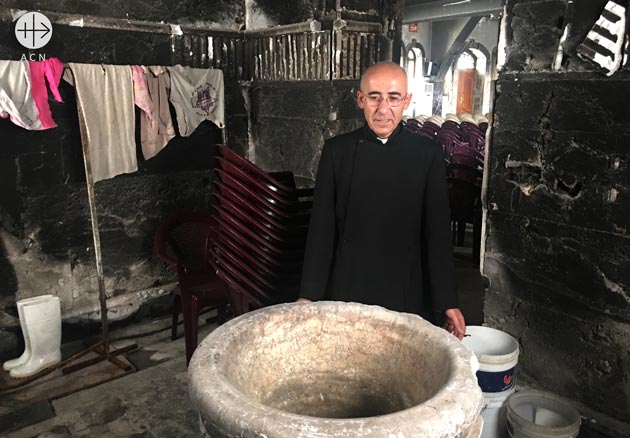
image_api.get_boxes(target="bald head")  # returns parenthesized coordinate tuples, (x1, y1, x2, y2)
(360, 62, 409, 93)
(357, 62, 411, 138)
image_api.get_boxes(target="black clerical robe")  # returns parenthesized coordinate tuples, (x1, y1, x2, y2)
(300, 123, 458, 316)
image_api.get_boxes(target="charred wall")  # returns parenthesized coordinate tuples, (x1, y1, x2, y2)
(0, 1, 247, 360)
(0, 0, 245, 28)
(0, 0, 393, 360)
(249, 80, 364, 183)
(484, 0, 630, 435)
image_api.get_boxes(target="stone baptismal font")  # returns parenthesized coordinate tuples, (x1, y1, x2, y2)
(189, 301, 483, 437)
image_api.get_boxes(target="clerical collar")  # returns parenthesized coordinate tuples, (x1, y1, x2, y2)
(361, 123, 404, 143)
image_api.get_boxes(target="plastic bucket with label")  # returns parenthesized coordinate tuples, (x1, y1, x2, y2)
(463, 326, 519, 438)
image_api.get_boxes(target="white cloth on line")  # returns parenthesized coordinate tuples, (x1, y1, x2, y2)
(0, 60, 44, 130)
(167, 65, 224, 137)
(64, 63, 137, 182)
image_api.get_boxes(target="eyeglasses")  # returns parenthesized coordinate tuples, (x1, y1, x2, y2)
(360, 93, 407, 108)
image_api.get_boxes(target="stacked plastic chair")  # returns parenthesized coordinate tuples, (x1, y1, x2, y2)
(209, 145, 313, 316)
(404, 113, 487, 187)
(404, 113, 488, 262)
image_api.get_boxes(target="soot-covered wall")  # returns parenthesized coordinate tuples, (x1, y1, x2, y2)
(0, 1, 247, 359)
(249, 80, 364, 184)
(0, 0, 245, 28)
(0, 0, 389, 359)
(484, 0, 630, 436)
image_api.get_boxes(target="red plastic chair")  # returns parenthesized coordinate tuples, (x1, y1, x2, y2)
(213, 215, 297, 267)
(211, 239, 300, 293)
(154, 212, 230, 364)
(212, 205, 305, 257)
(208, 248, 274, 315)
(213, 179, 310, 228)
(214, 169, 310, 219)
(217, 157, 297, 204)
(214, 194, 307, 245)
(209, 147, 312, 316)
(216, 144, 314, 198)
(214, 235, 302, 280)
(209, 266, 266, 316)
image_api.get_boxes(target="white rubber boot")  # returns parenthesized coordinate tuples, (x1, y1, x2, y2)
(3, 295, 54, 371)
(9, 296, 62, 378)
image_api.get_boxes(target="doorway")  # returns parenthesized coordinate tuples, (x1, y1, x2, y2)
(401, 2, 503, 325)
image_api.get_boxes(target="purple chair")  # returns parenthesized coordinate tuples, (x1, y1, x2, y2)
(212, 205, 304, 256)
(448, 178, 482, 262)
(218, 157, 302, 206)
(213, 180, 310, 228)
(215, 169, 311, 219)
(216, 145, 314, 197)
(213, 189, 308, 238)
(213, 215, 295, 267)
(154, 212, 230, 364)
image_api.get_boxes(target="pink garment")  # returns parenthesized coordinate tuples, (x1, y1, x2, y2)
(140, 66, 175, 160)
(27, 58, 64, 129)
(45, 58, 64, 102)
(131, 65, 152, 119)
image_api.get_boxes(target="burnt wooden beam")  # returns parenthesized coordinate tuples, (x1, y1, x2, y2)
(244, 21, 322, 39)
(403, 0, 502, 24)
(0, 7, 240, 37)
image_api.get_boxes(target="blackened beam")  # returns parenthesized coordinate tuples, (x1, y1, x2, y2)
(333, 19, 382, 33)
(2, 9, 344, 40)
(243, 21, 322, 38)
(0, 8, 241, 37)
(436, 16, 482, 79)
(403, 0, 502, 24)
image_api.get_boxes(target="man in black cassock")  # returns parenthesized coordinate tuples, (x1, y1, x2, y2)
(298, 61, 466, 340)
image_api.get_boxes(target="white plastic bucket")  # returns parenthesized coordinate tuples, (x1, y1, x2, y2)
(506, 390, 580, 437)
(463, 326, 520, 438)
(480, 387, 514, 438)
(463, 326, 519, 394)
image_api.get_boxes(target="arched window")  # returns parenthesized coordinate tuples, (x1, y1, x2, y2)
(467, 45, 491, 115)
(406, 46, 424, 81)
(402, 42, 431, 117)
(443, 41, 491, 117)
(456, 50, 476, 70)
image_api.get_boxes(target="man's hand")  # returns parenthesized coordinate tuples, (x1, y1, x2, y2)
(296, 298, 311, 303)
(443, 308, 466, 340)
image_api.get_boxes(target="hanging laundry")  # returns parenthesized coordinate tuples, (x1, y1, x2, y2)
(64, 63, 137, 182)
(139, 66, 175, 160)
(131, 65, 152, 119)
(0, 60, 44, 130)
(167, 65, 224, 137)
(28, 57, 65, 129)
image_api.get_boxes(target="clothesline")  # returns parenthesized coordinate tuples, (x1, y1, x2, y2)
(0, 58, 225, 182)
(0, 59, 226, 353)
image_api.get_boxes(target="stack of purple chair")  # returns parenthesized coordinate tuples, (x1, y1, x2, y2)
(405, 114, 486, 186)
(209, 145, 313, 315)
(405, 118, 424, 136)
(405, 114, 489, 262)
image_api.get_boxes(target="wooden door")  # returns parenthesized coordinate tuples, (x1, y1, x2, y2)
(456, 69, 475, 115)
